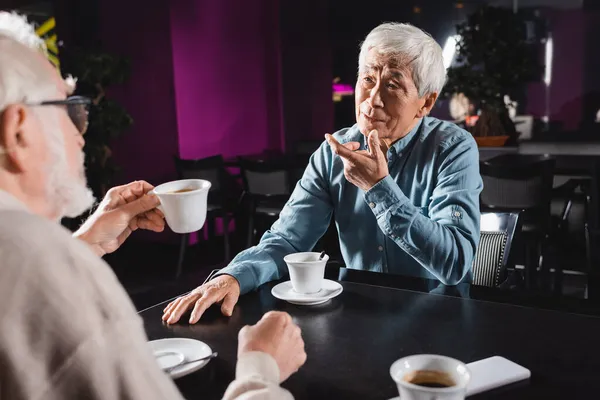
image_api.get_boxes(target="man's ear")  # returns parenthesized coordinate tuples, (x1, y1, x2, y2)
(0, 104, 34, 173)
(416, 92, 439, 118)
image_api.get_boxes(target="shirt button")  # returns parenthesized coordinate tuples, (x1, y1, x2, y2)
(378, 245, 384, 252)
(369, 202, 376, 209)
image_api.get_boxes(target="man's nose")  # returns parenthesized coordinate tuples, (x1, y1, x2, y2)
(369, 84, 383, 108)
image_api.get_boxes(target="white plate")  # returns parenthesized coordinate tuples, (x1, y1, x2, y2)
(149, 338, 213, 379)
(271, 279, 343, 305)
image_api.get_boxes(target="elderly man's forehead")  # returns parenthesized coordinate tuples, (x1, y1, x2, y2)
(362, 50, 413, 72)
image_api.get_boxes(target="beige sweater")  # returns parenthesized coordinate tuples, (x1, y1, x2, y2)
(0, 190, 293, 400)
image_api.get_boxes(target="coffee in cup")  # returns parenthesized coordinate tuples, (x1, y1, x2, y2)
(166, 188, 196, 194)
(151, 179, 211, 234)
(403, 370, 455, 388)
(283, 252, 329, 294)
(390, 354, 470, 400)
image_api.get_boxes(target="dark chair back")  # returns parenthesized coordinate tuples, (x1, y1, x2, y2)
(173, 155, 223, 189)
(480, 154, 555, 231)
(473, 212, 520, 287)
(237, 157, 293, 197)
(294, 140, 321, 157)
(173, 155, 238, 208)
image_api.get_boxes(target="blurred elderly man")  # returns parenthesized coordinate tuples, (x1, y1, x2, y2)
(0, 12, 304, 400)
(165, 22, 483, 325)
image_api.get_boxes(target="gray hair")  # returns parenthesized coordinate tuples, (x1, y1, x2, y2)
(0, 12, 46, 54)
(0, 13, 95, 218)
(0, 13, 55, 114)
(358, 22, 446, 97)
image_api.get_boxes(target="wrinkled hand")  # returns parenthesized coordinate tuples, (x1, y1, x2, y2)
(238, 311, 306, 382)
(162, 275, 240, 324)
(74, 181, 165, 257)
(325, 129, 389, 191)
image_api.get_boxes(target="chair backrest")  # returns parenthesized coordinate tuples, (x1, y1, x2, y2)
(294, 140, 321, 156)
(173, 155, 225, 192)
(237, 157, 292, 196)
(472, 212, 520, 287)
(480, 154, 555, 210)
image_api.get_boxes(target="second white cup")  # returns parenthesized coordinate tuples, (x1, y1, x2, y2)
(283, 252, 329, 294)
(390, 354, 471, 400)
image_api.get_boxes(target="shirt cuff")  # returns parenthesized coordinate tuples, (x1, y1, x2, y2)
(236, 351, 281, 384)
(214, 264, 257, 295)
(364, 175, 409, 217)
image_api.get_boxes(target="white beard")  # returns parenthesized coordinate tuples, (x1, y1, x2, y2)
(45, 130, 96, 219)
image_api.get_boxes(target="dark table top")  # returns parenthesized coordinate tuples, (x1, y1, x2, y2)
(141, 270, 600, 399)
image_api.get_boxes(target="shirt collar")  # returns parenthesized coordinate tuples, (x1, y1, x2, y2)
(0, 189, 31, 213)
(388, 118, 424, 155)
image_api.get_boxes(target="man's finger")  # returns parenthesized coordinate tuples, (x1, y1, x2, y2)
(342, 141, 361, 151)
(163, 298, 184, 320)
(189, 291, 221, 323)
(121, 194, 161, 219)
(163, 298, 181, 314)
(367, 130, 382, 159)
(145, 210, 165, 225)
(137, 217, 164, 232)
(220, 291, 239, 317)
(128, 180, 154, 197)
(325, 134, 358, 162)
(167, 294, 198, 324)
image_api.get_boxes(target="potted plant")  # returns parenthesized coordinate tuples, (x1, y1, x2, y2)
(58, 49, 133, 231)
(442, 6, 543, 147)
(62, 49, 133, 198)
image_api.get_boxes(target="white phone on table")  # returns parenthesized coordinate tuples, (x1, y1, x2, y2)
(466, 356, 531, 396)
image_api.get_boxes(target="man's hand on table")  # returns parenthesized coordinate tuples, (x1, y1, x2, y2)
(162, 275, 241, 324)
(238, 311, 307, 382)
(74, 181, 165, 257)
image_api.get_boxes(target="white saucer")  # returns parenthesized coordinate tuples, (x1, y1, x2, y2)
(271, 279, 343, 305)
(149, 338, 213, 379)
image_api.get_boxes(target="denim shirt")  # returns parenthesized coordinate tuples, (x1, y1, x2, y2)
(220, 117, 483, 294)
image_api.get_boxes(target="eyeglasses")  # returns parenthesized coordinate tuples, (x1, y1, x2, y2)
(30, 96, 92, 135)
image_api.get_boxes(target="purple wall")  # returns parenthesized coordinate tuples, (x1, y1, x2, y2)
(169, 0, 284, 159)
(97, 0, 181, 243)
(548, 9, 584, 131)
(526, 9, 585, 131)
(280, 0, 333, 147)
(98, 0, 180, 186)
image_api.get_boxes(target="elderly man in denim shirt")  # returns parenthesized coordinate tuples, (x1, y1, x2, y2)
(164, 22, 483, 325)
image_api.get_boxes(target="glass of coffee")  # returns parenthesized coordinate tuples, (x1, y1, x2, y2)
(390, 354, 470, 400)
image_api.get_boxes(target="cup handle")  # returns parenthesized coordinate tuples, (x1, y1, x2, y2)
(148, 189, 164, 213)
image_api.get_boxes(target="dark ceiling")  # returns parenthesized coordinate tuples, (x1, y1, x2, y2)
(1, 0, 52, 17)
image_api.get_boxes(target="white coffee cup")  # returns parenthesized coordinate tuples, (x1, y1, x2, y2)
(152, 179, 211, 234)
(283, 252, 329, 294)
(390, 354, 471, 400)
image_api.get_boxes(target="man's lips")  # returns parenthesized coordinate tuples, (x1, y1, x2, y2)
(362, 113, 386, 123)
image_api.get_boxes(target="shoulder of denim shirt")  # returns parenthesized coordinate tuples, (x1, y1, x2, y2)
(419, 116, 477, 152)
